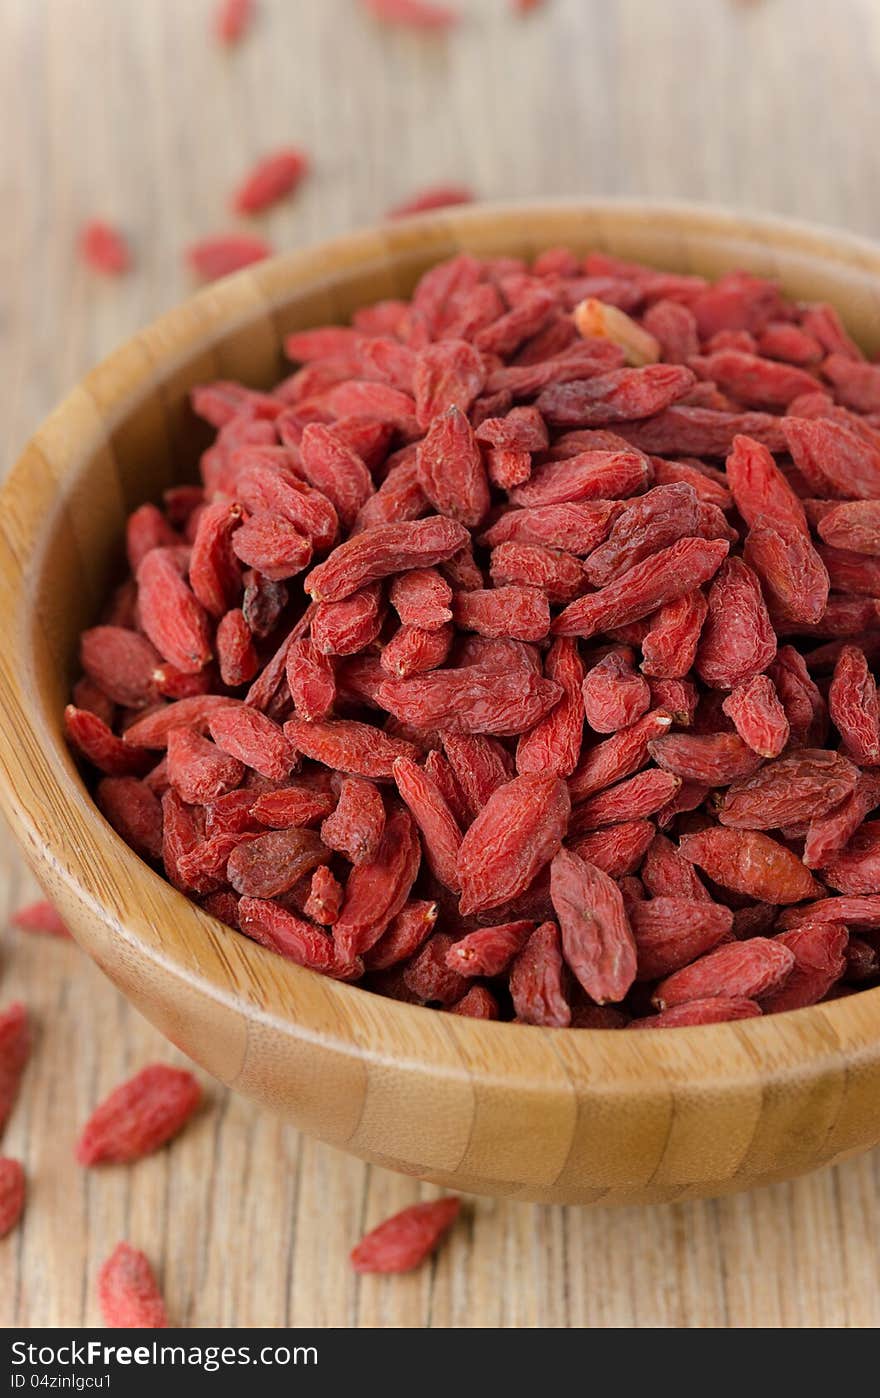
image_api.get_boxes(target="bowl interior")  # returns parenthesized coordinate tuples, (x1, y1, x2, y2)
(4, 200, 880, 1203)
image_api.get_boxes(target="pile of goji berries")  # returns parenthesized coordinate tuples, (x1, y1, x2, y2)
(63, 246, 880, 1030)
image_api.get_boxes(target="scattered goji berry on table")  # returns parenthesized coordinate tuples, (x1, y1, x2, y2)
(388, 185, 474, 219)
(0, 1158, 25, 1238)
(350, 1197, 461, 1273)
(10, 901, 72, 939)
(232, 148, 309, 215)
(98, 1243, 168, 1328)
(186, 234, 273, 280)
(215, 0, 255, 45)
(76, 1065, 201, 1165)
(0, 1003, 31, 1133)
(79, 220, 130, 275)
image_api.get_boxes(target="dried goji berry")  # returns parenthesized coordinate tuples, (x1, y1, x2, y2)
(569, 767, 680, 831)
(489, 540, 586, 603)
(137, 549, 212, 673)
(509, 921, 570, 1027)
(98, 1243, 168, 1328)
(449, 985, 499, 1018)
(567, 818, 654, 877)
(829, 644, 880, 764)
(511, 448, 650, 509)
(80, 626, 161, 709)
(516, 638, 585, 777)
(480, 501, 621, 555)
(97, 776, 164, 862)
(630, 897, 733, 981)
(679, 827, 823, 904)
(351, 1196, 461, 1274)
(232, 513, 312, 581)
(10, 900, 72, 939)
(334, 806, 420, 955)
(216, 608, 259, 688)
(568, 708, 672, 803)
(209, 706, 295, 780)
(641, 832, 710, 902)
(360, 0, 459, 29)
(79, 220, 130, 275)
(695, 557, 777, 690)
(654, 937, 795, 1010)
(76, 1065, 201, 1165)
(232, 148, 308, 215)
(0, 1158, 25, 1238)
(719, 748, 859, 829)
(389, 568, 452, 630)
(550, 849, 637, 1003)
(364, 899, 438, 970)
(555, 537, 729, 639)
(721, 674, 790, 757)
(820, 821, 880, 895)
(584, 483, 703, 587)
(445, 921, 534, 978)
(388, 185, 474, 219)
(227, 827, 328, 898)
(632, 996, 762, 1028)
(286, 717, 417, 779)
(65, 705, 152, 777)
(726, 433, 809, 535)
(306, 516, 468, 603)
(581, 650, 650, 733)
(392, 755, 462, 890)
(803, 771, 880, 869)
(817, 499, 880, 555)
(457, 773, 570, 916)
(186, 233, 272, 280)
(378, 664, 561, 737)
(0, 1004, 30, 1133)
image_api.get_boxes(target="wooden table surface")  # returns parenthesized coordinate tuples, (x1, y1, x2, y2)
(3, 0, 880, 1329)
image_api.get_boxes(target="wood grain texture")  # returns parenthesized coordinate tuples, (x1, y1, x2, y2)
(2, 0, 880, 1329)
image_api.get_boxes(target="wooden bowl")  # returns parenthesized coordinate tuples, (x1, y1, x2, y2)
(3, 200, 880, 1207)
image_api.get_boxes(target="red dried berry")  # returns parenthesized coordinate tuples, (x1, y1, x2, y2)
(97, 777, 164, 862)
(321, 776, 386, 865)
(350, 1197, 461, 1274)
(335, 806, 421, 956)
(215, 0, 255, 44)
(696, 557, 776, 690)
(0, 1004, 30, 1134)
(233, 148, 308, 215)
(388, 185, 474, 219)
(550, 849, 637, 1004)
(630, 898, 733, 981)
(11, 900, 72, 939)
(0, 1158, 25, 1238)
(186, 234, 273, 280)
(632, 997, 762, 1029)
(653, 938, 795, 1010)
(79, 220, 130, 275)
(457, 774, 570, 916)
(360, 0, 458, 29)
(137, 549, 212, 674)
(98, 1243, 168, 1328)
(679, 828, 823, 904)
(76, 1065, 201, 1165)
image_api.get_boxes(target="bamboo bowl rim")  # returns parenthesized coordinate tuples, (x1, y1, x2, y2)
(4, 197, 880, 1107)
